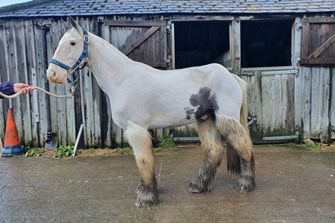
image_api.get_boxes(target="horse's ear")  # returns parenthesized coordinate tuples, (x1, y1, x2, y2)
(62, 17, 71, 30)
(68, 16, 83, 35)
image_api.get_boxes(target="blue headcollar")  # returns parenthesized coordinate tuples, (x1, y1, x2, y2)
(49, 28, 89, 86)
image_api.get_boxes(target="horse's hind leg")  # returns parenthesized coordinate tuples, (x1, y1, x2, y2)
(216, 115, 255, 192)
(226, 143, 241, 175)
(125, 121, 158, 207)
(189, 118, 224, 193)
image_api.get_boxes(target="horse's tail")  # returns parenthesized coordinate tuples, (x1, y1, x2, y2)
(225, 74, 252, 175)
(232, 74, 249, 135)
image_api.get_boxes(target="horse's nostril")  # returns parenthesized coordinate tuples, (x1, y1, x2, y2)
(47, 70, 56, 80)
(49, 71, 56, 77)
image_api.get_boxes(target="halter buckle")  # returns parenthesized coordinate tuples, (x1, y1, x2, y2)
(67, 68, 75, 76)
(84, 35, 89, 43)
(70, 78, 79, 95)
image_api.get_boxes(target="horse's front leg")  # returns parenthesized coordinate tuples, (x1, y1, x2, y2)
(125, 121, 158, 208)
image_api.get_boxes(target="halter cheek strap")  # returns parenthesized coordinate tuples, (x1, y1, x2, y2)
(49, 28, 89, 86)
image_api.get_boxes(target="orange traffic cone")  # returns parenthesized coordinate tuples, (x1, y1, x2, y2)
(1, 109, 24, 157)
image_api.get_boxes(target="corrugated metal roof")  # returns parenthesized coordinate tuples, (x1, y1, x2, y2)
(0, 0, 334, 18)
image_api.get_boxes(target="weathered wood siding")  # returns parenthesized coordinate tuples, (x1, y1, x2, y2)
(240, 17, 334, 142)
(0, 18, 107, 147)
(295, 67, 335, 140)
(244, 66, 335, 142)
(0, 19, 42, 146)
(242, 70, 296, 142)
(0, 16, 168, 148)
(0, 15, 334, 148)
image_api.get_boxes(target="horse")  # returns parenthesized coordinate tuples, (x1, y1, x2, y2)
(46, 17, 255, 208)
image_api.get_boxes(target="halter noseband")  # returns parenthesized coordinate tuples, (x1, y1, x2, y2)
(49, 28, 89, 86)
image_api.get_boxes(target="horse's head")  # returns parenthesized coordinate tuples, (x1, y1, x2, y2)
(47, 17, 88, 84)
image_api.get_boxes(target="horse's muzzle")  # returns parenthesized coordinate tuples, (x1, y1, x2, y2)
(47, 69, 66, 84)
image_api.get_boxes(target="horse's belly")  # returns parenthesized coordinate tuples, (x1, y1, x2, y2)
(148, 115, 196, 129)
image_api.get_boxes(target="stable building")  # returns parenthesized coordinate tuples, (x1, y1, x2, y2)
(0, 0, 334, 147)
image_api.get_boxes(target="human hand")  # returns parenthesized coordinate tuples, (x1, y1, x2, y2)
(13, 83, 34, 94)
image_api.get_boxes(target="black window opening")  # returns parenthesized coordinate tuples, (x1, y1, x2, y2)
(174, 21, 230, 69)
(241, 20, 294, 68)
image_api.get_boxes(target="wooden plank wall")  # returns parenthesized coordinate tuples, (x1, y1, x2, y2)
(241, 70, 296, 142)
(295, 66, 335, 141)
(243, 66, 334, 142)
(0, 18, 83, 147)
(0, 16, 169, 148)
(0, 16, 334, 148)
(331, 67, 335, 139)
(0, 20, 36, 145)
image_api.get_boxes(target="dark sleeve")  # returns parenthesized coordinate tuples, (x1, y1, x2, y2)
(0, 81, 15, 98)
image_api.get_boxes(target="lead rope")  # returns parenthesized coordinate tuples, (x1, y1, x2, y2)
(0, 85, 76, 99)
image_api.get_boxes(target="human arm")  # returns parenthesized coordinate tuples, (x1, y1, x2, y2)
(0, 81, 34, 98)
(13, 83, 34, 94)
(0, 81, 15, 98)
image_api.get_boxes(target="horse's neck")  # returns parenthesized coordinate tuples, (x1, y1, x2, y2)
(87, 32, 136, 90)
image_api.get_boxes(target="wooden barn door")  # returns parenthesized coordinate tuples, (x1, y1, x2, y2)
(105, 20, 168, 68)
(301, 17, 335, 65)
(300, 17, 335, 142)
(100, 20, 168, 147)
(239, 18, 300, 143)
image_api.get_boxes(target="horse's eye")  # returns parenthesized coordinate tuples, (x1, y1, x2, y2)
(70, 41, 76, 46)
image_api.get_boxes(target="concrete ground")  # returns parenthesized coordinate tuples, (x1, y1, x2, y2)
(0, 145, 334, 223)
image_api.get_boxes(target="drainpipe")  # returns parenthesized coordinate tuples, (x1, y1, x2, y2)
(40, 25, 53, 142)
(328, 67, 333, 145)
(262, 132, 300, 142)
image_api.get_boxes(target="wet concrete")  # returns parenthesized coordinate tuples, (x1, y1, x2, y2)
(0, 145, 334, 223)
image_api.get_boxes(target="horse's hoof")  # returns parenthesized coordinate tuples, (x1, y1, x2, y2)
(188, 180, 212, 193)
(135, 199, 158, 208)
(188, 185, 203, 193)
(136, 190, 158, 208)
(237, 177, 255, 193)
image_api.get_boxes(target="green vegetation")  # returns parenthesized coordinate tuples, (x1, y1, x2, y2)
(158, 135, 175, 149)
(115, 147, 132, 154)
(25, 148, 45, 158)
(54, 145, 74, 158)
(299, 143, 321, 152)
